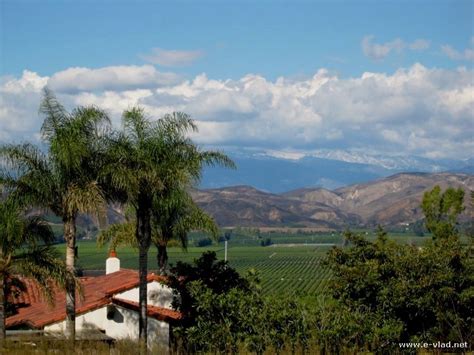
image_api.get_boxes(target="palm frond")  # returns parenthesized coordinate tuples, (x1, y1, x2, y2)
(23, 215, 56, 246)
(1, 198, 75, 308)
(64, 181, 107, 221)
(122, 107, 150, 143)
(156, 112, 198, 136)
(0, 143, 50, 176)
(199, 150, 236, 169)
(97, 221, 137, 250)
(13, 245, 73, 305)
(71, 106, 111, 139)
(39, 87, 70, 142)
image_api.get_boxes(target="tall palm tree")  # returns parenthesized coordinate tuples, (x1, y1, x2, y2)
(0, 197, 70, 341)
(0, 88, 110, 340)
(101, 107, 233, 347)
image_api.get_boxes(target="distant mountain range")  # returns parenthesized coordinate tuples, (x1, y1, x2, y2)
(200, 150, 474, 192)
(72, 171, 473, 232)
(193, 172, 474, 229)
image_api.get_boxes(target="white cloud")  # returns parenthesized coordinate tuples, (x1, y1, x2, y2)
(441, 38, 474, 61)
(141, 48, 204, 67)
(362, 36, 430, 60)
(362, 36, 403, 60)
(409, 39, 430, 51)
(0, 71, 48, 142)
(48, 65, 179, 93)
(1, 63, 473, 159)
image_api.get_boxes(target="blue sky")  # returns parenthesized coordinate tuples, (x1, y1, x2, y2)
(2, 0, 472, 78)
(1, 0, 473, 160)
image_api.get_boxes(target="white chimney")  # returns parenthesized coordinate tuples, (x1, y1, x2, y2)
(106, 250, 120, 274)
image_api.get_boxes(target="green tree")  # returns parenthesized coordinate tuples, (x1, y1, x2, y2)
(0, 197, 70, 342)
(152, 187, 218, 275)
(168, 251, 250, 324)
(421, 185, 465, 239)
(169, 252, 311, 354)
(325, 229, 473, 349)
(100, 108, 233, 347)
(167, 251, 251, 353)
(0, 89, 109, 340)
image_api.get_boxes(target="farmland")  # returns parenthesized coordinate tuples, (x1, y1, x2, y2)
(65, 241, 333, 296)
(60, 230, 432, 297)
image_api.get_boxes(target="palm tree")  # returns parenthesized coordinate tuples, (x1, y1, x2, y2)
(152, 187, 218, 275)
(0, 88, 110, 340)
(97, 186, 219, 275)
(101, 107, 233, 347)
(0, 197, 70, 341)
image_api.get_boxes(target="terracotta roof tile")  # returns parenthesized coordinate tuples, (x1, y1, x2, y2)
(6, 269, 175, 329)
(112, 298, 183, 322)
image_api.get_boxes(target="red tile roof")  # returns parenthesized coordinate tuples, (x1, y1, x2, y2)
(6, 269, 177, 329)
(112, 298, 182, 322)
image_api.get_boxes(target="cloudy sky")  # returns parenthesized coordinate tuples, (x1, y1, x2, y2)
(1, 0, 473, 160)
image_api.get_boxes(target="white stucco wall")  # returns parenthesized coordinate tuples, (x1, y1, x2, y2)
(44, 304, 170, 348)
(116, 281, 174, 308)
(45, 307, 107, 332)
(105, 304, 169, 347)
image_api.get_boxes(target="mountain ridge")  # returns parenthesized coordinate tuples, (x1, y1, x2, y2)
(193, 172, 474, 229)
(201, 151, 474, 193)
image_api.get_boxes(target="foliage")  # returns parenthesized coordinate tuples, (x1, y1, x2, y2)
(169, 251, 311, 354)
(411, 220, 425, 237)
(324, 228, 474, 349)
(168, 251, 249, 321)
(152, 187, 220, 274)
(0, 88, 109, 339)
(194, 237, 213, 247)
(0, 197, 72, 339)
(311, 298, 403, 353)
(421, 185, 465, 239)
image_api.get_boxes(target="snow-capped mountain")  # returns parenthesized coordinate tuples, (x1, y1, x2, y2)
(200, 148, 472, 193)
(261, 149, 463, 172)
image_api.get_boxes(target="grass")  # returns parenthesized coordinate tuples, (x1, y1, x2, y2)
(2, 337, 165, 355)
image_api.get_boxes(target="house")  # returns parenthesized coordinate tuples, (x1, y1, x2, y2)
(6, 251, 182, 348)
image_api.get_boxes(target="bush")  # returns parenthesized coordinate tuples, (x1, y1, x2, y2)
(260, 237, 272, 246)
(194, 237, 212, 247)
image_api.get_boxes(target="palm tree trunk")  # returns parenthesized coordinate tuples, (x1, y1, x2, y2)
(64, 215, 76, 341)
(0, 273, 5, 343)
(157, 243, 168, 276)
(136, 198, 152, 350)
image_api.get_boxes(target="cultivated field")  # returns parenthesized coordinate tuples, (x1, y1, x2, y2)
(59, 231, 431, 296)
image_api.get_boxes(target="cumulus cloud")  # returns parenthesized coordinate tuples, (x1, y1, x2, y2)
(0, 71, 48, 143)
(441, 37, 474, 61)
(361, 35, 430, 60)
(1, 63, 473, 159)
(141, 48, 204, 67)
(48, 65, 180, 93)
